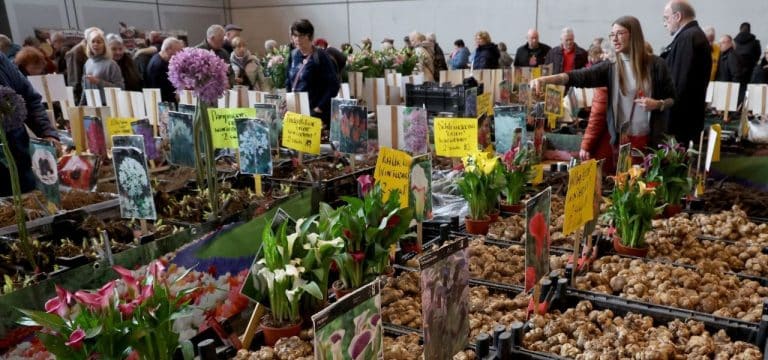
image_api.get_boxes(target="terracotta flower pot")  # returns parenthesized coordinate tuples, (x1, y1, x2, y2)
(500, 201, 524, 214)
(261, 319, 302, 346)
(331, 280, 355, 300)
(465, 216, 491, 235)
(488, 209, 500, 222)
(663, 204, 683, 218)
(612, 235, 649, 258)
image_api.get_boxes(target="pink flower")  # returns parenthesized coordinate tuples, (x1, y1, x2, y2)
(45, 285, 74, 317)
(118, 302, 137, 318)
(139, 284, 154, 303)
(113, 265, 139, 295)
(74, 281, 115, 311)
(65, 328, 85, 349)
(350, 251, 366, 263)
(357, 175, 373, 196)
(148, 260, 166, 279)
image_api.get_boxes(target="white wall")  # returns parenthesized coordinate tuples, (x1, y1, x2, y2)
(4, 0, 227, 46)
(231, 0, 768, 57)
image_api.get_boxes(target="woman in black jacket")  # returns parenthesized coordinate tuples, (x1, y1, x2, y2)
(531, 16, 675, 150)
(472, 31, 500, 70)
(751, 48, 768, 84)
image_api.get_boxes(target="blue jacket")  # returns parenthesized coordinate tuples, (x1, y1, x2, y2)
(286, 48, 340, 123)
(0, 53, 58, 138)
(450, 47, 470, 69)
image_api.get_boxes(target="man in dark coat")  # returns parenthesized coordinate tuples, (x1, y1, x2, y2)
(715, 35, 743, 82)
(545, 27, 588, 75)
(660, 0, 711, 145)
(427, 33, 448, 72)
(514, 29, 551, 67)
(734, 22, 761, 104)
(195, 24, 229, 63)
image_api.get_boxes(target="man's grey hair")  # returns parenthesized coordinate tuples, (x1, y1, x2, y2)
(105, 33, 123, 45)
(426, 33, 436, 42)
(561, 27, 574, 37)
(206, 25, 225, 39)
(161, 37, 183, 52)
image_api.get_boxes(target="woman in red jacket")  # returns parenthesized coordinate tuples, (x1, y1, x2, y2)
(579, 87, 615, 174)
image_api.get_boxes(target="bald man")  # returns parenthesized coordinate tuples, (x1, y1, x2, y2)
(660, 0, 710, 145)
(544, 27, 588, 74)
(514, 29, 550, 67)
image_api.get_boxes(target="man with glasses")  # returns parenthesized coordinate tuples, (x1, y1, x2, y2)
(660, 0, 710, 145)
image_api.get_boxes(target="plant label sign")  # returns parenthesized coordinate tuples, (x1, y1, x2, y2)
(706, 124, 721, 171)
(312, 280, 383, 360)
(338, 105, 368, 154)
(105, 117, 135, 148)
(374, 147, 413, 208)
(434, 118, 478, 157)
(563, 160, 597, 235)
(377, 105, 429, 156)
(493, 105, 526, 155)
(616, 143, 632, 177)
(207, 108, 257, 149)
(168, 111, 196, 168)
(29, 139, 60, 205)
(130, 119, 158, 161)
(525, 187, 551, 292)
(410, 155, 433, 221)
(476, 92, 492, 116)
(281, 111, 321, 154)
(235, 118, 272, 175)
(418, 237, 470, 360)
(112, 136, 156, 220)
(331, 98, 358, 148)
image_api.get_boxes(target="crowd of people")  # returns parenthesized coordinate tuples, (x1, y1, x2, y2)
(0, 0, 765, 192)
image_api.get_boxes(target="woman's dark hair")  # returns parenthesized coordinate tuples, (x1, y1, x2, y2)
(454, 39, 465, 47)
(290, 19, 314, 40)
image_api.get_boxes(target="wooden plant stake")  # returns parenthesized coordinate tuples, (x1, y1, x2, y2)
(533, 282, 542, 316)
(241, 303, 266, 350)
(254, 175, 263, 197)
(417, 221, 423, 252)
(140, 219, 149, 235)
(101, 230, 114, 266)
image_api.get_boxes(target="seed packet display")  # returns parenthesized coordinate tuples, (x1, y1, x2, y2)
(235, 118, 272, 175)
(419, 238, 470, 360)
(83, 115, 107, 158)
(312, 281, 383, 360)
(167, 111, 195, 168)
(253, 103, 280, 149)
(330, 98, 358, 147)
(58, 154, 99, 190)
(29, 139, 61, 205)
(524, 187, 552, 292)
(409, 156, 432, 221)
(494, 105, 527, 154)
(112, 141, 156, 220)
(338, 105, 368, 154)
(131, 119, 158, 160)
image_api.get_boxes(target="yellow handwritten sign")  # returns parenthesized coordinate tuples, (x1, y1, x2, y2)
(434, 118, 478, 157)
(531, 67, 542, 79)
(696, 177, 705, 196)
(281, 111, 321, 154)
(531, 164, 544, 185)
(374, 147, 412, 208)
(563, 160, 597, 235)
(208, 108, 256, 149)
(106, 117, 134, 147)
(711, 124, 721, 162)
(477, 92, 493, 116)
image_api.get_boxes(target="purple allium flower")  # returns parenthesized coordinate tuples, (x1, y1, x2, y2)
(168, 48, 228, 105)
(0, 86, 28, 132)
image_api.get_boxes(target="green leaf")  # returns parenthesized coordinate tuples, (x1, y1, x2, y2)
(85, 325, 102, 338)
(17, 309, 67, 331)
(301, 281, 323, 300)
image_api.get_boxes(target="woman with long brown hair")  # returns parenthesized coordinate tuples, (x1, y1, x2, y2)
(531, 16, 675, 154)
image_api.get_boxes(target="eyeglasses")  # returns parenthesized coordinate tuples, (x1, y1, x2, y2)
(608, 30, 629, 40)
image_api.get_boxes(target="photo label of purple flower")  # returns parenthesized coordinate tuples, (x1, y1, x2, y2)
(312, 282, 383, 360)
(401, 107, 428, 155)
(131, 119, 158, 160)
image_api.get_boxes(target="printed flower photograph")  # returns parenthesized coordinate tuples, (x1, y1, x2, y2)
(168, 111, 195, 168)
(254, 103, 279, 149)
(330, 98, 358, 147)
(421, 249, 469, 359)
(236, 118, 272, 175)
(401, 107, 428, 155)
(113, 147, 156, 219)
(524, 188, 551, 292)
(339, 105, 368, 154)
(84, 116, 106, 158)
(494, 106, 527, 155)
(314, 294, 382, 360)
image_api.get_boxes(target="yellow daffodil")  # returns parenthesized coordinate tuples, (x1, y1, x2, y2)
(628, 166, 644, 180)
(465, 165, 477, 173)
(637, 181, 656, 196)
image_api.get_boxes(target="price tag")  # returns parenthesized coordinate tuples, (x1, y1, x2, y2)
(476, 92, 492, 116)
(434, 118, 478, 157)
(106, 117, 134, 147)
(281, 111, 322, 154)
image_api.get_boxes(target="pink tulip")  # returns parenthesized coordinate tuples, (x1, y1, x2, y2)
(65, 328, 85, 349)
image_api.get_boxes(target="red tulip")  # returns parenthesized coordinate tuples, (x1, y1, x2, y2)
(65, 328, 85, 349)
(387, 214, 400, 228)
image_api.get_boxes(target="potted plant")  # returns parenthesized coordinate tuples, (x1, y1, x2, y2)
(603, 167, 663, 257)
(645, 137, 696, 217)
(18, 261, 194, 360)
(457, 151, 504, 234)
(252, 221, 324, 345)
(296, 210, 345, 314)
(500, 146, 533, 213)
(261, 45, 290, 91)
(332, 184, 413, 297)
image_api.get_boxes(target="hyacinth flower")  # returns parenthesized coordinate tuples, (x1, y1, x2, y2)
(0, 86, 36, 270)
(168, 48, 228, 221)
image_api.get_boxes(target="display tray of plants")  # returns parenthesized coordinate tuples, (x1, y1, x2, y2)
(96, 166, 198, 194)
(154, 182, 295, 225)
(695, 181, 768, 219)
(0, 190, 117, 231)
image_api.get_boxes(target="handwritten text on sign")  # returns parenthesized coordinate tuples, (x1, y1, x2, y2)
(282, 111, 321, 154)
(106, 117, 135, 147)
(434, 118, 478, 157)
(374, 147, 412, 208)
(563, 160, 597, 235)
(477, 92, 492, 116)
(208, 108, 256, 149)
